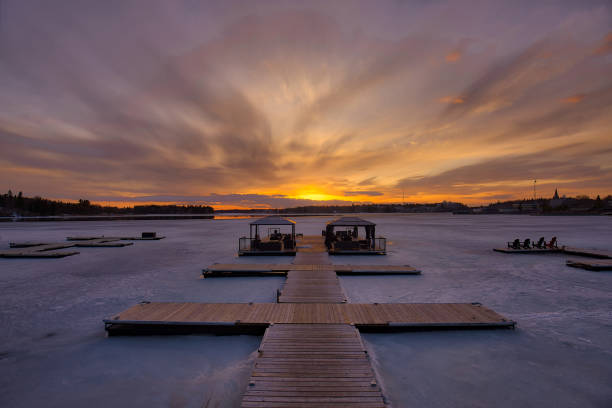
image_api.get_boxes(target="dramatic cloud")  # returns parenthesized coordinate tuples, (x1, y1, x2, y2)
(1, 0, 611, 207)
(343, 191, 384, 197)
(93, 193, 352, 209)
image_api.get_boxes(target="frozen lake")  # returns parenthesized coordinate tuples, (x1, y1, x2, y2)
(1, 214, 611, 407)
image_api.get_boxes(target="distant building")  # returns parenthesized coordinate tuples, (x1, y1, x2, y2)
(550, 188, 564, 208)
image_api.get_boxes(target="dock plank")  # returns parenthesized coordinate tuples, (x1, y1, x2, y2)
(104, 302, 515, 331)
(566, 259, 612, 271)
(241, 324, 386, 408)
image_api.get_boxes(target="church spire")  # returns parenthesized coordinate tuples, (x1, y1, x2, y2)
(553, 188, 559, 200)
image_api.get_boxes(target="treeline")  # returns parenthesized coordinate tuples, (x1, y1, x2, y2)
(0, 191, 213, 216)
(216, 202, 468, 214)
(469, 194, 612, 215)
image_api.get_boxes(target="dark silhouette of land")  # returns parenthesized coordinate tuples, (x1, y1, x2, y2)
(2, 190, 610, 218)
(0, 191, 213, 217)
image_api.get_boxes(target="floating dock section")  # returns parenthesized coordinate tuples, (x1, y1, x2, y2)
(1, 233, 163, 258)
(241, 324, 385, 408)
(106, 232, 515, 406)
(0, 243, 79, 258)
(563, 247, 612, 259)
(104, 302, 514, 334)
(278, 270, 347, 303)
(493, 247, 562, 254)
(494, 246, 611, 259)
(566, 259, 612, 271)
(203, 263, 421, 278)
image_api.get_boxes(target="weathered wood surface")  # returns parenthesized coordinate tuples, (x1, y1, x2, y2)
(494, 246, 612, 259)
(1, 243, 80, 258)
(2, 235, 162, 258)
(203, 264, 420, 277)
(278, 270, 347, 303)
(296, 235, 329, 254)
(67, 235, 165, 241)
(241, 324, 385, 408)
(566, 259, 612, 271)
(104, 302, 515, 329)
(493, 247, 563, 254)
(563, 247, 612, 259)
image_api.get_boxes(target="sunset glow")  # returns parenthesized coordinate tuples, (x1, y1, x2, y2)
(1, 1, 611, 209)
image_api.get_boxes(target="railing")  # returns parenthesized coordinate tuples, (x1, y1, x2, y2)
(374, 237, 386, 252)
(239, 237, 293, 252)
(238, 237, 253, 252)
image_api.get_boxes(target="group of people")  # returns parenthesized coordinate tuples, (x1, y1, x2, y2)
(507, 236, 558, 250)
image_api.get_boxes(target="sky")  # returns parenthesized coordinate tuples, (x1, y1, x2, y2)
(0, 0, 611, 209)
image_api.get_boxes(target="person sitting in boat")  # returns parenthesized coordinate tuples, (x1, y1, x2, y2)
(547, 237, 558, 249)
(522, 238, 531, 249)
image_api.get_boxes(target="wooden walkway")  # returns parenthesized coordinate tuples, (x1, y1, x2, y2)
(296, 235, 329, 254)
(0, 243, 80, 258)
(493, 247, 562, 254)
(494, 246, 611, 259)
(103, 232, 518, 405)
(563, 247, 612, 259)
(1, 235, 162, 258)
(104, 302, 514, 331)
(278, 270, 347, 303)
(203, 263, 421, 277)
(242, 324, 385, 408)
(566, 259, 612, 271)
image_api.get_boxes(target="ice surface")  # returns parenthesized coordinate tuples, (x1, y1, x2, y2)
(0, 215, 611, 407)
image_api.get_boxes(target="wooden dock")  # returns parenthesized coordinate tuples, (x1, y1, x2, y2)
(566, 259, 612, 271)
(67, 234, 165, 241)
(278, 270, 347, 303)
(494, 246, 611, 259)
(0, 243, 80, 258)
(104, 302, 514, 332)
(563, 247, 612, 259)
(2, 234, 162, 258)
(203, 263, 421, 277)
(493, 247, 562, 254)
(104, 232, 516, 406)
(241, 324, 385, 408)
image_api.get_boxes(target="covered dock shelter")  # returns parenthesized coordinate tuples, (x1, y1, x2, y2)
(323, 216, 386, 255)
(238, 216, 296, 256)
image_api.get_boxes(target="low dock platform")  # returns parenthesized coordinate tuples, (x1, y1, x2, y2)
(278, 270, 347, 303)
(241, 323, 385, 408)
(563, 247, 612, 259)
(494, 246, 611, 259)
(493, 247, 562, 254)
(104, 302, 515, 334)
(2, 233, 163, 259)
(66, 234, 165, 241)
(0, 244, 79, 258)
(203, 263, 421, 278)
(566, 259, 612, 271)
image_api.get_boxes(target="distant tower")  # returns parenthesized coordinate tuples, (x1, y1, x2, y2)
(550, 188, 563, 208)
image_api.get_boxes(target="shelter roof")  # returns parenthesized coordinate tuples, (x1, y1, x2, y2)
(250, 216, 296, 225)
(327, 216, 376, 227)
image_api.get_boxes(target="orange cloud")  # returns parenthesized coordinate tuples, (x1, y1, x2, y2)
(594, 32, 612, 55)
(561, 94, 585, 104)
(445, 50, 461, 63)
(439, 95, 465, 104)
